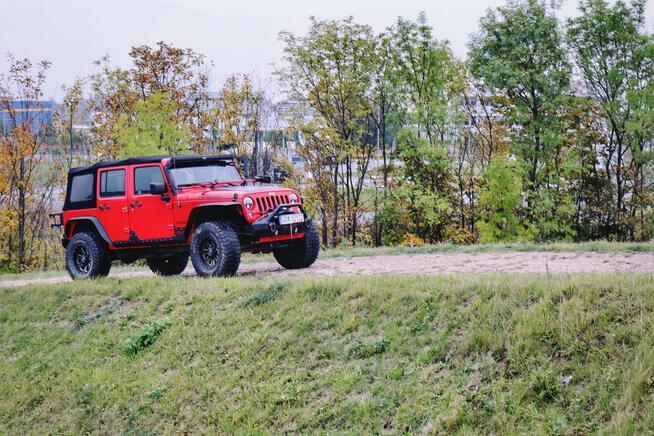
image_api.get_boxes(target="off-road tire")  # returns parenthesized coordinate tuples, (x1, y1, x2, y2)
(65, 231, 111, 280)
(190, 221, 241, 277)
(273, 224, 320, 269)
(147, 254, 188, 276)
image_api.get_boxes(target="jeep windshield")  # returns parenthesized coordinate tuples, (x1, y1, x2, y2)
(170, 163, 243, 187)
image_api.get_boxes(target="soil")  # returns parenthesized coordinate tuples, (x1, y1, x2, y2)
(1, 251, 653, 288)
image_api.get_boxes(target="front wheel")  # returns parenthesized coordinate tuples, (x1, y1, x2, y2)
(190, 221, 241, 277)
(147, 254, 188, 276)
(65, 231, 111, 280)
(273, 224, 320, 269)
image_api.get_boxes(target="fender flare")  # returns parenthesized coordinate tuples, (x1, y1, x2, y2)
(185, 203, 242, 237)
(66, 216, 111, 244)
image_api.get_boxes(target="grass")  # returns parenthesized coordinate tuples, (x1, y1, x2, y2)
(2, 240, 652, 281)
(1, 273, 654, 433)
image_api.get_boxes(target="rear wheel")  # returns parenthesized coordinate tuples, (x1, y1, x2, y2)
(273, 224, 320, 269)
(147, 254, 188, 276)
(190, 221, 241, 277)
(65, 231, 111, 280)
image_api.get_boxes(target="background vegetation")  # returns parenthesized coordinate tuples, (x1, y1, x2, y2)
(1, 0, 654, 272)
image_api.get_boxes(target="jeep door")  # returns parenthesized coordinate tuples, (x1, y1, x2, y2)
(96, 167, 131, 242)
(128, 164, 175, 241)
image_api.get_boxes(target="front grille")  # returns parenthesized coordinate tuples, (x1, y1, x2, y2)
(255, 194, 290, 212)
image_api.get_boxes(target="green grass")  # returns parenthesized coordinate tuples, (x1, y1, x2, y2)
(2, 273, 654, 433)
(2, 240, 652, 280)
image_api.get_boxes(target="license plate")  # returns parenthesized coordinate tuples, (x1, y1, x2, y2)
(279, 213, 304, 225)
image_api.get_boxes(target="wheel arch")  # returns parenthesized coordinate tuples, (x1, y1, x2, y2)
(65, 217, 111, 244)
(185, 203, 243, 239)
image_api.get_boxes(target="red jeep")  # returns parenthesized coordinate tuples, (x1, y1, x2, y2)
(50, 155, 319, 279)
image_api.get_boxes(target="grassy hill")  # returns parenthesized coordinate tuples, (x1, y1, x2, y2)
(1, 273, 654, 433)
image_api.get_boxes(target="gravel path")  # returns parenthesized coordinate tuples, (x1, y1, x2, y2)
(1, 251, 654, 288)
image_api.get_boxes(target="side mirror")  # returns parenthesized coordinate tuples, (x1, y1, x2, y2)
(255, 175, 272, 184)
(150, 182, 167, 195)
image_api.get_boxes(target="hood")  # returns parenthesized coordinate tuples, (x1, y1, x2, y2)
(177, 184, 296, 201)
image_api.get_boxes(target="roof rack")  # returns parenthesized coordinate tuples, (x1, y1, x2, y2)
(68, 154, 236, 174)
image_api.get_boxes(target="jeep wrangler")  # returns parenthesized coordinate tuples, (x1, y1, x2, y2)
(50, 155, 319, 279)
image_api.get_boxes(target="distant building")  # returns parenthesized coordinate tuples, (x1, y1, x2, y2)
(0, 99, 54, 135)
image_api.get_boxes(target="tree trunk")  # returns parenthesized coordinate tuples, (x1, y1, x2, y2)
(321, 206, 328, 246)
(18, 157, 26, 265)
(331, 164, 339, 248)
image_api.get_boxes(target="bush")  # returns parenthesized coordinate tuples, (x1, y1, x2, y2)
(348, 338, 390, 359)
(399, 233, 426, 247)
(476, 155, 536, 243)
(242, 283, 286, 308)
(122, 318, 171, 355)
(444, 226, 477, 245)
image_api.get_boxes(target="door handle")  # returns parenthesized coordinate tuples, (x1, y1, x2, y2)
(98, 204, 110, 210)
(130, 201, 143, 208)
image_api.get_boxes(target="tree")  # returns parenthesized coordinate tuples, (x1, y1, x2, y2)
(388, 13, 464, 241)
(395, 127, 453, 241)
(0, 54, 60, 269)
(90, 42, 210, 158)
(284, 107, 340, 246)
(468, 0, 571, 197)
(115, 91, 191, 158)
(567, 0, 654, 239)
(476, 154, 535, 243)
(55, 78, 88, 169)
(278, 17, 378, 246)
(209, 73, 269, 177)
(458, 80, 511, 235)
(391, 13, 465, 148)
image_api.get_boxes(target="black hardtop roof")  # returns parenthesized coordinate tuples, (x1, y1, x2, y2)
(68, 154, 236, 175)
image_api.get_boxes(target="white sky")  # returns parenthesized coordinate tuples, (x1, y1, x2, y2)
(1, 0, 653, 100)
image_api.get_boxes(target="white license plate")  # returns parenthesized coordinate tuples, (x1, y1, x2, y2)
(279, 213, 304, 225)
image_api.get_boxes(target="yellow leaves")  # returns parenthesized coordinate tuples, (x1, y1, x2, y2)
(10, 124, 38, 158)
(399, 233, 426, 247)
(210, 73, 265, 166)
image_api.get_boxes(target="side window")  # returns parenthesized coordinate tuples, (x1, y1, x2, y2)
(69, 174, 94, 202)
(99, 169, 125, 198)
(134, 166, 165, 195)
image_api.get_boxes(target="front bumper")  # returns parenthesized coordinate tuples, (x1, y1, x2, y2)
(242, 203, 311, 249)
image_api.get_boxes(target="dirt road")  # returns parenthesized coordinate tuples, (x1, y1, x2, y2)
(0, 252, 654, 287)
(2, 251, 653, 288)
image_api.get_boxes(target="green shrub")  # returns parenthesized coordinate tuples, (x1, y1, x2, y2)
(122, 318, 171, 355)
(242, 283, 286, 307)
(348, 338, 390, 359)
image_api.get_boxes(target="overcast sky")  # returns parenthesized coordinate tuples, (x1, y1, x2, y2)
(2, 0, 653, 100)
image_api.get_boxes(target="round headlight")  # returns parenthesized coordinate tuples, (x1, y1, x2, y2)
(243, 196, 254, 209)
(289, 193, 298, 203)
